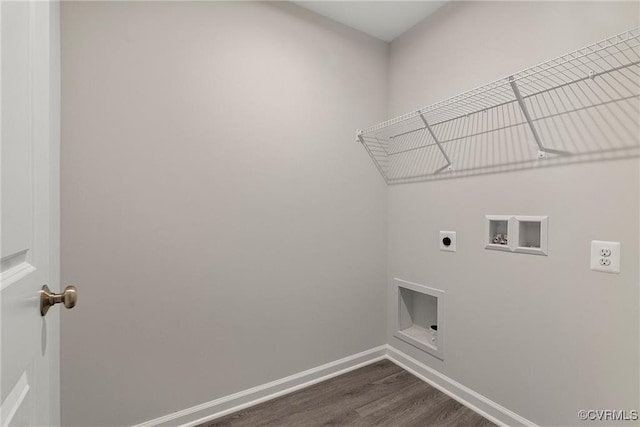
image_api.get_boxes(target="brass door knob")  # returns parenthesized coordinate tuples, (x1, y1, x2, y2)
(40, 284, 78, 316)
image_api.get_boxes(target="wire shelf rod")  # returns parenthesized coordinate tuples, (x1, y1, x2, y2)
(383, 60, 640, 142)
(512, 42, 638, 88)
(381, 97, 616, 158)
(428, 54, 640, 125)
(357, 28, 640, 184)
(362, 28, 639, 135)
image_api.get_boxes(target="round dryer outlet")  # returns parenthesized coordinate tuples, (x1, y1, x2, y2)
(439, 231, 456, 252)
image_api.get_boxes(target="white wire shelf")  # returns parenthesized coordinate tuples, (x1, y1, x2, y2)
(357, 28, 640, 184)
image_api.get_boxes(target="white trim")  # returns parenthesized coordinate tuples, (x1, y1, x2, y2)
(386, 346, 538, 427)
(133, 346, 387, 427)
(134, 345, 536, 427)
(0, 262, 36, 290)
(0, 0, 3, 421)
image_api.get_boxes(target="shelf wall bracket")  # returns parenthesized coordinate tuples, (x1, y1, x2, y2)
(357, 130, 389, 184)
(418, 112, 453, 171)
(508, 76, 547, 159)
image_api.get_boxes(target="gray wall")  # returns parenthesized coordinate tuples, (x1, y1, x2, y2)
(60, 2, 388, 426)
(62, 1, 640, 426)
(387, 2, 639, 426)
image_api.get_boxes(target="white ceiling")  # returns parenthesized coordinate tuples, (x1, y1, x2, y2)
(292, 1, 447, 42)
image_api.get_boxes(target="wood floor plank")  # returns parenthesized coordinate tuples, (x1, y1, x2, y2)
(257, 370, 420, 426)
(354, 378, 435, 418)
(282, 361, 404, 408)
(362, 382, 451, 426)
(200, 360, 496, 427)
(205, 361, 400, 427)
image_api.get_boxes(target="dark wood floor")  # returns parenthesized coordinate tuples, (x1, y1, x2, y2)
(200, 360, 496, 427)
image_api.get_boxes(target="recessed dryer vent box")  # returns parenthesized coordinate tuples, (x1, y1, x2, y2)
(394, 279, 444, 360)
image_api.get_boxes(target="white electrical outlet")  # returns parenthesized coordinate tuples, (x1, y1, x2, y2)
(440, 231, 456, 252)
(591, 240, 620, 274)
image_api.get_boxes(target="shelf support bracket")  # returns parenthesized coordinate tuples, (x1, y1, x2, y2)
(418, 112, 453, 171)
(508, 76, 547, 159)
(356, 130, 389, 184)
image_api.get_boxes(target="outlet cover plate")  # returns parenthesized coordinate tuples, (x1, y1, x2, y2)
(590, 240, 621, 274)
(440, 231, 456, 252)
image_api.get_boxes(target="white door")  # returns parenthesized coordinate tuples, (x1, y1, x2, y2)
(1, 1, 61, 426)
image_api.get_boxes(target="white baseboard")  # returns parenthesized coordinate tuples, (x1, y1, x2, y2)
(133, 345, 388, 427)
(386, 345, 537, 427)
(134, 344, 536, 427)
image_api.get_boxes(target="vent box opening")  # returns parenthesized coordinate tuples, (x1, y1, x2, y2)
(514, 216, 548, 255)
(519, 221, 541, 248)
(394, 279, 444, 360)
